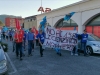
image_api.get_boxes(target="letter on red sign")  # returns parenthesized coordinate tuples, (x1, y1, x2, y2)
(45, 8, 51, 12)
(38, 7, 44, 12)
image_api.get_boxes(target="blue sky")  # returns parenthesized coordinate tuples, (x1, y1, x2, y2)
(0, 0, 82, 18)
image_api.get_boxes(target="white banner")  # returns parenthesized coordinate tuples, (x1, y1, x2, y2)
(43, 26, 77, 51)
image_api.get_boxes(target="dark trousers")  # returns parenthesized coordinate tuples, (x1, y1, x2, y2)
(39, 43, 43, 56)
(9, 35, 12, 41)
(6, 36, 8, 40)
(36, 39, 39, 46)
(23, 40, 26, 49)
(16, 42, 22, 58)
(32, 43, 34, 49)
(28, 40, 33, 55)
(13, 41, 16, 52)
(3, 34, 5, 39)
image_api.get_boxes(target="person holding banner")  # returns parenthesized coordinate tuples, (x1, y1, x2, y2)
(38, 30, 45, 57)
(81, 30, 88, 56)
(71, 34, 82, 56)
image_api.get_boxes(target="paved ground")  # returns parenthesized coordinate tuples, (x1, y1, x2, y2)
(3, 40, 100, 75)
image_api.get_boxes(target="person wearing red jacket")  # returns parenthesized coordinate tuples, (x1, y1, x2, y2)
(14, 30, 23, 60)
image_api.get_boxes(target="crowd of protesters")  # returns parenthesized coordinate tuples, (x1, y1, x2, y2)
(11, 28, 45, 60)
(1, 27, 89, 61)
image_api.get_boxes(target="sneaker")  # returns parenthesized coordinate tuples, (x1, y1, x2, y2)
(75, 54, 78, 56)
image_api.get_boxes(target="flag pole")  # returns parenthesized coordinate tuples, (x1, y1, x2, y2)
(41, 0, 42, 14)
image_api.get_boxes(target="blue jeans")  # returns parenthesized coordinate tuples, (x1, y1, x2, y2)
(75, 40, 81, 54)
(28, 40, 33, 55)
(81, 42, 87, 55)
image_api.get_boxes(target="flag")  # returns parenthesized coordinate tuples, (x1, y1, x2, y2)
(43, 16, 46, 21)
(64, 12, 75, 21)
(3, 26, 8, 32)
(43, 16, 47, 23)
(32, 27, 38, 37)
(15, 18, 21, 30)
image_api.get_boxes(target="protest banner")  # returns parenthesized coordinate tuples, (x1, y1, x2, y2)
(43, 26, 77, 51)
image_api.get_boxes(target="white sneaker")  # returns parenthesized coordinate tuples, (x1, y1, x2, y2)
(75, 54, 78, 56)
(71, 53, 74, 55)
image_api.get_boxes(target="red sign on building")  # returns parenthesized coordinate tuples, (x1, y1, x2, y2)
(38, 7, 51, 13)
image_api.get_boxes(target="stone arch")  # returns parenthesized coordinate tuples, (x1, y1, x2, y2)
(54, 18, 64, 27)
(83, 13, 100, 26)
(54, 18, 78, 28)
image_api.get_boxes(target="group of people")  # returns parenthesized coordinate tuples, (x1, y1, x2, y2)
(2, 27, 89, 60)
(12, 28, 45, 60)
(2, 29, 14, 41)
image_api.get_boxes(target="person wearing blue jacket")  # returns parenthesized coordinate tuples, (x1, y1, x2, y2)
(81, 30, 88, 56)
(27, 28, 35, 56)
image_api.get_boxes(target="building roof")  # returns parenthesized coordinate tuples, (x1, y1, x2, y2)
(25, 15, 37, 19)
(37, 0, 91, 16)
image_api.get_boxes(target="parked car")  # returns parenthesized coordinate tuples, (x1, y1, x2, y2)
(0, 44, 8, 75)
(78, 33, 100, 55)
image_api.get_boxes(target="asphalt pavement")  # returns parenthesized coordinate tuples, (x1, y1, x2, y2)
(2, 39, 100, 75)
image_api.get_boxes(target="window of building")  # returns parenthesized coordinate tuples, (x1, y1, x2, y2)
(63, 20, 70, 27)
(87, 16, 100, 26)
(56, 18, 78, 28)
(30, 19, 32, 21)
(71, 19, 77, 26)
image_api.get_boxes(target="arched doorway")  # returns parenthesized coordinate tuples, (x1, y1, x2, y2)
(86, 15, 100, 38)
(55, 18, 78, 30)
